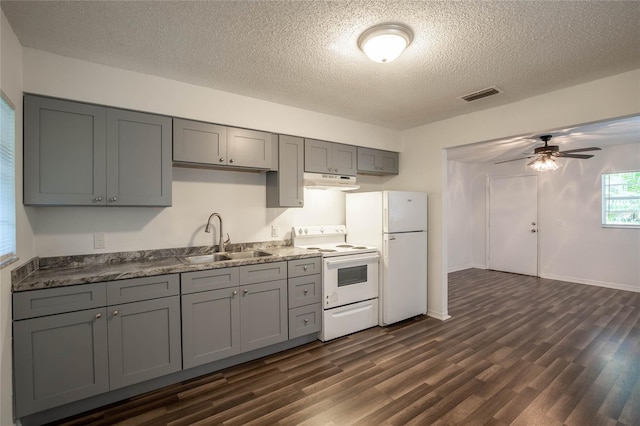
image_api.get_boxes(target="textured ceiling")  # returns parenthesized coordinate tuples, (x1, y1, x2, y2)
(2, 1, 639, 131)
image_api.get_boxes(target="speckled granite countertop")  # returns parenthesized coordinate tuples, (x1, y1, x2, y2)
(12, 242, 320, 292)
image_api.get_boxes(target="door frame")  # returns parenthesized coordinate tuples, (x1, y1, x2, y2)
(485, 173, 540, 276)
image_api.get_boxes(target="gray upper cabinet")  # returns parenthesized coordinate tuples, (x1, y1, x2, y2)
(266, 135, 304, 208)
(24, 95, 107, 206)
(173, 118, 273, 170)
(304, 139, 357, 176)
(173, 118, 227, 166)
(357, 147, 399, 175)
(13, 308, 109, 417)
(106, 109, 172, 206)
(227, 127, 273, 169)
(24, 95, 172, 206)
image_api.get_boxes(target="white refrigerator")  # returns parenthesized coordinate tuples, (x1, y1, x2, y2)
(346, 191, 428, 326)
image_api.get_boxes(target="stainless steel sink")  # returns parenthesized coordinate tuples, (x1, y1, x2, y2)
(225, 250, 273, 259)
(177, 254, 231, 264)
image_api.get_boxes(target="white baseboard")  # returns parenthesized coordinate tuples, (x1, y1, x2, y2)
(427, 310, 452, 321)
(448, 264, 473, 273)
(471, 263, 487, 270)
(540, 273, 640, 293)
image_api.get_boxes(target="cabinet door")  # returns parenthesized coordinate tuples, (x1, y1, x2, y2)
(227, 127, 272, 169)
(13, 308, 109, 417)
(181, 287, 241, 368)
(24, 95, 107, 205)
(304, 139, 333, 173)
(240, 280, 288, 352)
(379, 151, 399, 174)
(356, 147, 379, 174)
(266, 135, 304, 208)
(106, 109, 172, 206)
(107, 297, 182, 389)
(332, 143, 357, 176)
(173, 118, 227, 166)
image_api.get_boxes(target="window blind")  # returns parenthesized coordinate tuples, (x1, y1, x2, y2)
(602, 171, 640, 228)
(0, 93, 16, 265)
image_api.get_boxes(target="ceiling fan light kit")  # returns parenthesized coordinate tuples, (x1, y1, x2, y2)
(358, 23, 413, 63)
(496, 134, 602, 171)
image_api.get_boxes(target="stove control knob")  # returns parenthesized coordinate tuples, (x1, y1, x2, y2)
(320, 228, 324, 233)
(298, 228, 303, 235)
(304, 228, 308, 234)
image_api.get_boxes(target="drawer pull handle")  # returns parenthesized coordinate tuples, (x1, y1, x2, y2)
(233, 290, 238, 296)
(303, 266, 308, 271)
(112, 310, 119, 316)
(243, 289, 248, 295)
(303, 289, 308, 294)
(95, 313, 102, 319)
(304, 319, 309, 324)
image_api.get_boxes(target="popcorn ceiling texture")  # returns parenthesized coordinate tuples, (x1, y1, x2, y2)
(2, 1, 639, 129)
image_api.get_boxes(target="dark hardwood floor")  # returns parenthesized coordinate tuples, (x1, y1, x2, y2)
(50, 269, 640, 425)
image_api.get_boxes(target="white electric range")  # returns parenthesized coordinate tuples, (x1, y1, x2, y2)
(292, 225, 379, 341)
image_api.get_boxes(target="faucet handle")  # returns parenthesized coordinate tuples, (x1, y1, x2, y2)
(224, 233, 231, 245)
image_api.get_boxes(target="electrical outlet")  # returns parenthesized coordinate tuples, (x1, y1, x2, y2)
(93, 233, 106, 249)
(271, 225, 279, 238)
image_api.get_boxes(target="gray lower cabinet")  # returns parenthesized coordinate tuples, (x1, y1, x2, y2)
(304, 138, 357, 176)
(266, 135, 304, 208)
(181, 287, 241, 369)
(24, 94, 172, 206)
(107, 296, 182, 390)
(287, 258, 322, 338)
(240, 279, 288, 352)
(357, 147, 399, 175)
(173, 118, 275, 170)
(12, 274, 181, 417)
(13, 308, 109, 417)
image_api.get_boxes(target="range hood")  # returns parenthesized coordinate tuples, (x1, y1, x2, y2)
(303, 172, 360, 191)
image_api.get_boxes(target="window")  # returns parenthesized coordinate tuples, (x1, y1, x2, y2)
(602, 171, 640, 228)
(0, 92, 17, 267)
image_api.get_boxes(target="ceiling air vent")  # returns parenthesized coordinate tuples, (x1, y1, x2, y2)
(459, 86, 501, 102)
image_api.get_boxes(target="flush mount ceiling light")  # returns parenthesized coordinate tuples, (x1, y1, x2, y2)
(358, 23, 413, 63)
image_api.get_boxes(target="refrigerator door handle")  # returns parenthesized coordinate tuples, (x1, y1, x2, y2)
(389, 236, 396, 240)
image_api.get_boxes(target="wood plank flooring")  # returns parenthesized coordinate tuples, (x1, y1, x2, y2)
(49, 269, 640, 425)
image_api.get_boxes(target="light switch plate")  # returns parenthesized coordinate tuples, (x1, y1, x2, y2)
(271, 225, 279, 237)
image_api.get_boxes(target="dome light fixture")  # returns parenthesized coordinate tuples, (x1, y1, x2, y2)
(358, 23, 413, 63)
(529, 155, 559, 172)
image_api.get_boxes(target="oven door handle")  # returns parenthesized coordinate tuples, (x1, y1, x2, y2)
(325, 253, 379, 267)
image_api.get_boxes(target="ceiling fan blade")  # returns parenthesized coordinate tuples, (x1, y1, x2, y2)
(559, 147, 602, 154)
(494, 156, 534, 164)
(556, 153, 594, 159)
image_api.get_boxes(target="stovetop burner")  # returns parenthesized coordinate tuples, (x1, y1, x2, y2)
(318, 249, 337, 253)
(336, 244, 353, 248)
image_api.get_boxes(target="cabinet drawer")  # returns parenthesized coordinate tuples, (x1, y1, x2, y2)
(107, 275, 179, 305)
(181, 267, 239, 294)
(288, 257, 322, 278)
(239, 261, 287, 285)
(288, 274, 322, 308)
(13, 283, 107, 320)
(288, 303, 321, 339)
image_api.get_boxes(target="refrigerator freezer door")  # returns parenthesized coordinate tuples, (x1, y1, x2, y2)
(382, 231, 427, 325)
(346, 191, 383, 248)
(383, 191, 428, 233)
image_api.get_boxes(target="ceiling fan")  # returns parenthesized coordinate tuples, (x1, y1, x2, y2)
(496, 134, 601, 171)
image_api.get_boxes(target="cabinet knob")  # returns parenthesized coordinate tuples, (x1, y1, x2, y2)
(94, 196, 103, 202)
(95, 313, 102, 319)
(112, 310, 119, 316)
(229, 159, 234, 164)
(304, 319, 309, 324)
(219, 157, 225, 163)
(243, 289, 248, 294)
(303, 289, 308, 294)
(303, 266, 308, 271)
(298, 200, 303, 205)
(109, 196, 117, 202)
(233, 290, 238, 296)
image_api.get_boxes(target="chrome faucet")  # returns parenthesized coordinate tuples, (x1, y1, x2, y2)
(205, 213, 230, 252)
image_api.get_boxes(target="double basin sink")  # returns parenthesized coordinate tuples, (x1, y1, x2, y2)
(178, 250, 273, 265)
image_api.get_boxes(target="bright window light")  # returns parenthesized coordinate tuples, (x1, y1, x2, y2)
(602, 171, 640, 228)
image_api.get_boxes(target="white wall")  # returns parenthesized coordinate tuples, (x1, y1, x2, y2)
(463, 142, 639, 292)
(1, 10, 30, 426)
(21, 49, 399, 256)
(390, 68, 640, 320)
(446, 161, 473, 272)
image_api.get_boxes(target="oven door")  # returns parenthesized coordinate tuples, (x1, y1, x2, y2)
(323, 252, 379, 309)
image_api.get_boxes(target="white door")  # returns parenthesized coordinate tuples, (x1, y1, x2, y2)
(382, 231, 427, 325)
(488, 175, 538, 276)
(384, 191, 428, 233)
